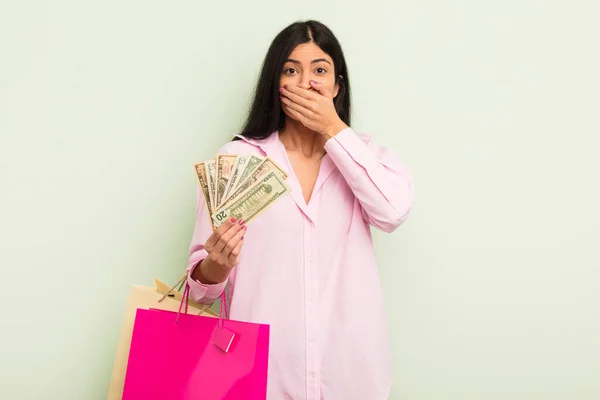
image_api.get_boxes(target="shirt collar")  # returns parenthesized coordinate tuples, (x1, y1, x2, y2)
(234, 131, 281, 155)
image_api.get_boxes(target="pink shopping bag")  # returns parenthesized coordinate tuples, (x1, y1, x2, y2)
(122, 283, 270, 400)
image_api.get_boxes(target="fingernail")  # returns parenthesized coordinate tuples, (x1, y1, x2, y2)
(279, 87, 284, 93)
(284, 85, 288, 89)
(238, 219, 245, 225)
(243, 226, 247, 231)
(229, 217, 237, 223)
(310, 80, 318, 84)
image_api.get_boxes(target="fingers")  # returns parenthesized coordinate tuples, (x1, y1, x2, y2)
(227, 228, 246, 264)
(308, 80, 327, 96)
(280, 95, 311, 118)
(309, 80, 337, 100)
(281, 103, 306, 124)
(205, 217, 240, 252)
(213, 218, 245, 254)
(280, 85, 316, 108)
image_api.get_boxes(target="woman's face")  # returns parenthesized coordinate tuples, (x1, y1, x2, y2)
(279, 42, 339, 117)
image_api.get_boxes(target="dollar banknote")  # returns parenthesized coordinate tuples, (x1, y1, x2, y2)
(193, 153, 289, 230)
(205, 160, 217, 212)
(222, 155, 248, 201)
(236, 155, 266, 186)
(193, 161, 213, 217)
(216, 154, 237, 207)
(223, 157, 288, 205)
(211, 170, 290, 228)
(222, 154, 264, 204)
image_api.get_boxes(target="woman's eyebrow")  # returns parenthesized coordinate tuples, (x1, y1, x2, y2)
(285, 58, 332, 65)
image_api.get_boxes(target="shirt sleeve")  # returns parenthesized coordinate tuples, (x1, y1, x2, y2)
(324, 127, 415, 233)
(185, 185, 229, 304)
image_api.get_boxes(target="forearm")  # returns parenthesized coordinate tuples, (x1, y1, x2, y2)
(324, 127, 414, 232)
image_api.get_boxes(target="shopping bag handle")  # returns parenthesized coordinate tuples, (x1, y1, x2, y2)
(174, 274, 229, 330)
(157, 273, 188, 304)
(172, 274, 236, 353)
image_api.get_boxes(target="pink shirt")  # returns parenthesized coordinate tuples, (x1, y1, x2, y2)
(186, 128, 414, 400)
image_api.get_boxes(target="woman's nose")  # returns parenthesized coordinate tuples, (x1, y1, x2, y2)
(298, 75, 311, 89)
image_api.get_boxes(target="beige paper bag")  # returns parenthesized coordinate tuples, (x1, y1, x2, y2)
(107, 277, 217, 400)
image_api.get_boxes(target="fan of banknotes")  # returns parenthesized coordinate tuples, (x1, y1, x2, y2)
(193, 154, 290, 230)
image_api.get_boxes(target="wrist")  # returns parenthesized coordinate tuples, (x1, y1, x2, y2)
(193, 256, 230, 284)
(323, 120, 348, 140)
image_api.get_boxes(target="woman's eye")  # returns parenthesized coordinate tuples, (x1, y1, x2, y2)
(285, 68, 297, 75)
(316, 67, 327, 74)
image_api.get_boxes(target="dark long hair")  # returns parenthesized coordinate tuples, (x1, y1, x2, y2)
(236, 20, 351, 141)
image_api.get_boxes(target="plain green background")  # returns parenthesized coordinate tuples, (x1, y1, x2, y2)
(1, 1, 599, 399)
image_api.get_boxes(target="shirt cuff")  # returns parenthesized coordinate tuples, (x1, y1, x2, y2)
(326, 128, 374, 164)
(186, 260, 227, 302)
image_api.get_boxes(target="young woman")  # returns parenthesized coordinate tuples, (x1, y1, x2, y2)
(186, 20, 414, 400)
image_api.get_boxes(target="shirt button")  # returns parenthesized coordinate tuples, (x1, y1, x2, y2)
(310, 337, 315, 343)
(311, 372, 317, 379)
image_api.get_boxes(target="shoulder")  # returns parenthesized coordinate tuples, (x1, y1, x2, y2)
(355, 132, 372, 144)
(217, 136, 267, 156)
